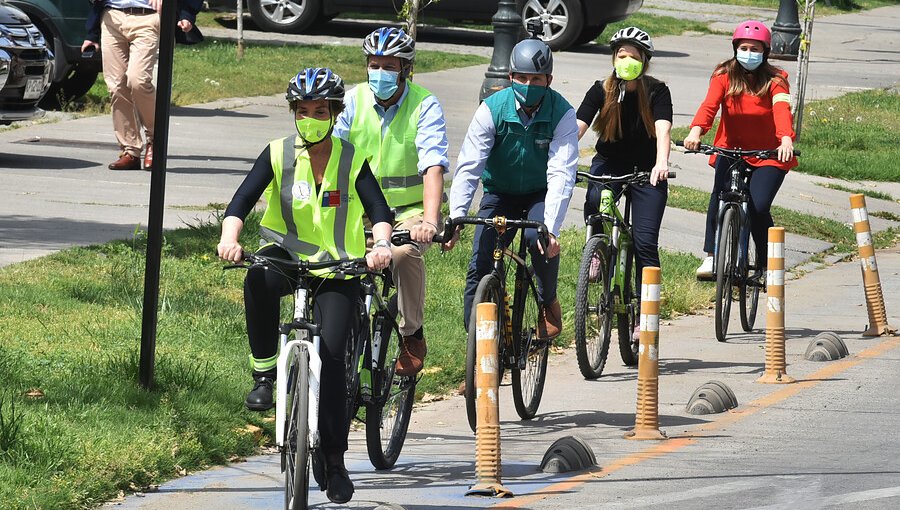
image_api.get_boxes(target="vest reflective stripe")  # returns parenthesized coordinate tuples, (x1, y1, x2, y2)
(267, 137, 319, 256)
(332, 141, 354, 259)
(349, 82, 430, 216)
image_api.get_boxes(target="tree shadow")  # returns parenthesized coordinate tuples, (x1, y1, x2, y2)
(659, 358, 765, 375)
(0, 152, 97, 170)
(172, 105, 268, 118)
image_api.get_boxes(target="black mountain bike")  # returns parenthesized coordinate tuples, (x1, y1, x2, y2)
(679, 142, 799, 341)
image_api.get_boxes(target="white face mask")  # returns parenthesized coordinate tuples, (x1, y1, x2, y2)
(736, 49, 764, 71)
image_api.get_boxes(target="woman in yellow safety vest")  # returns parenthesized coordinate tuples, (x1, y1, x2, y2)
(217, 67, 394, 504)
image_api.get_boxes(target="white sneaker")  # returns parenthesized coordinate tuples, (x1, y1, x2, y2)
(696, 256, 714, 278)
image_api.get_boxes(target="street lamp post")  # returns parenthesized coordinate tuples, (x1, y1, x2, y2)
(480, 0, 522, 101)
(770, 0, 801, 60)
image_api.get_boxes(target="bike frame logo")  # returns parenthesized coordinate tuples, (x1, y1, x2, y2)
(599, 189, 615, 215)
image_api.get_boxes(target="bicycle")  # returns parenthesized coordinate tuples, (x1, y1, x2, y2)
(446, 216, 552, 433)
(573, 170, 675, 378)
(677, 142, 799, 342)
(226, 252, 370, 510)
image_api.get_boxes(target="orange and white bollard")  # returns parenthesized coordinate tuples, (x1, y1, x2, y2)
(757, 227, 796, 384)
(466, 302, 512, 498)
(625, 267, 666, 441)
(850, 194, 896, 336)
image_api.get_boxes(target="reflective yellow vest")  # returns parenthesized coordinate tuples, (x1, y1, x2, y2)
(348, 82, 430, 221)
(259, 135, 367, 278)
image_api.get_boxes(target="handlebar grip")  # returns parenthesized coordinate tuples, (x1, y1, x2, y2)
(668, 171, 676, 179)
(675, 140, 685, 147)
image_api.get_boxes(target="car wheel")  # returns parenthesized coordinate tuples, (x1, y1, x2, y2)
(575, 23, 606, 46)
(248, 0, 320, 33)
(39, 66, 100, 110)
(521, 0, 584, 51)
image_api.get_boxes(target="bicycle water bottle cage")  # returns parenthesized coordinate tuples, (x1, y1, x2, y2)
(599, 189, 616, 215)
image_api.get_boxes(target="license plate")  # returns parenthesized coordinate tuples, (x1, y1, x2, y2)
(23, 78, 43, 100)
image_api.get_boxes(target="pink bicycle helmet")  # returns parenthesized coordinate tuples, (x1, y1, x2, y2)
(732, 20, 771, 50)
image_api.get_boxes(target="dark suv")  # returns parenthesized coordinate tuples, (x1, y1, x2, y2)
(7, 0, 100, 108)
(0, 2, 53, 125)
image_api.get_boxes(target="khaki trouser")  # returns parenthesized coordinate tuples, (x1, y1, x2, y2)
(101, 9, 159, 158)
(392, 216, 431, 337)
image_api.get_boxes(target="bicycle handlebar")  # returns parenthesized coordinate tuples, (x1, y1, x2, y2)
(675, 141, 801, 158)
(438, 216, 551, 251)
(225, 251, 370, 276)
(576, 170, 677, 185)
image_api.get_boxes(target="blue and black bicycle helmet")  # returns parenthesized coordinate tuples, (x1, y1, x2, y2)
(362, 27, 416, 61)
(286, 67, 345, 103)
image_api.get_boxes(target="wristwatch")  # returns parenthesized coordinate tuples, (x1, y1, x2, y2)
(373, 239, 391, 250)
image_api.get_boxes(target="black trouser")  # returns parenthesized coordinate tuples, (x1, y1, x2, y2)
(584, 159, 668, 295)
(703, 157, 786, 267)
(244, 246, 360, 456)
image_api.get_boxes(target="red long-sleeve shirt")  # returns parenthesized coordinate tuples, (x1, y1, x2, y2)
(690, 70, 797, 170)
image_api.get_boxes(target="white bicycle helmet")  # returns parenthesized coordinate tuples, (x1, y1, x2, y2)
(362, 27, 416, 61)
(609, 27, 654, 58)
(286, 67, 345, 103)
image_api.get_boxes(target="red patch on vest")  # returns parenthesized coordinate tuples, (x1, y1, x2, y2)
(322, 190, 342, 207)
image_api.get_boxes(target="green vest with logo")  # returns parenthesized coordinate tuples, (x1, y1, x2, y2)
(348, 82, 431, 221)
(259, 135, 367, 278)
(482, 87, 572, 195)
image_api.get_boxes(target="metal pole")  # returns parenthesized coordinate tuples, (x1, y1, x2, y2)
(480, 0, 522, 101)
(139, 0, 177, 389)
(770, 0, 802, 60)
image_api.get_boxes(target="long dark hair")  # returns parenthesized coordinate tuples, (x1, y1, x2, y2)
(592, 50, 657, 142)
(714, 58, 788, 97)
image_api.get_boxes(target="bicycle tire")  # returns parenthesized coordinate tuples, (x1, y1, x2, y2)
(739, 234, 761, 332)
(365, 297, 415, 470)
(284, 345, 310, 510)
(574, 235, 613, 379)
(465, 274, 504, 433)
(511, 268, 548, 420)
(715, 207, 739, 342)
(617, 243, 639, 366)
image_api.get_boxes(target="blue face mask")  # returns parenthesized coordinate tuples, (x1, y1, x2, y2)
(736, 49, 764, 71)
(511, 82, 547, 108)
(368, 69, 400, 100)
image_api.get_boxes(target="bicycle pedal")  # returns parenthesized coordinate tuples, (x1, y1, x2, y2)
(696, 274, 715, 282)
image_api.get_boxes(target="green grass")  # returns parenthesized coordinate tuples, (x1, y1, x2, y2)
(675, 0, 896, 15)
(817, 183, 896, 202)
(601, 12, 717, 43)
(0, 211, 707, 508)
(66, 40, 487, 114)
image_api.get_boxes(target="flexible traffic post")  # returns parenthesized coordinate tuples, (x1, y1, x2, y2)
(850, 194, 896, 336)
(466, 302, 513, 497)
(757, 227, 796, 384)
(625, 267, 666, 441)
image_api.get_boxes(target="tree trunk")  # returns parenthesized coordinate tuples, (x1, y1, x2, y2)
(236, 0, 245, 59)
(406, 0, 420, 41)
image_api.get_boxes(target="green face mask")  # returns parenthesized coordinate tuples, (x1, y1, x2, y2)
(614, 56, 643, 81)
(295, 117, 332, 144)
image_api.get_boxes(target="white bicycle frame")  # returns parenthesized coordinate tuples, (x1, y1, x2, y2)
(275, 287, 323, 449)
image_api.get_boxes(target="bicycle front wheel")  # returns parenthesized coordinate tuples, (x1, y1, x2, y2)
(617, 244, 639, 366)
(511, 269, 548, 420)
(715, 207, 739, 342)
(465, 274, 504, 433)
(574, 235, 613, 379)
(344, 310, 366, 425)
(365, 297, 416, 470)
(739, 234, 761, 332)
(284, 345, 310, 510)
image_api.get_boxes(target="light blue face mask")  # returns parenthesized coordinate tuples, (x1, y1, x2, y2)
(368, 69, 400, 100)
(736, 49, 764, 71)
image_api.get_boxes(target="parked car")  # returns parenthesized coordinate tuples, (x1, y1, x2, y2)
(207, 0, 642, 51)
(0, 1, 53, 125)
(6, 0, 100, 108)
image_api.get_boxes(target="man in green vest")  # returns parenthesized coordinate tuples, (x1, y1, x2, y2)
(444, 37, 579, 342)
(334, 27, 449, 377)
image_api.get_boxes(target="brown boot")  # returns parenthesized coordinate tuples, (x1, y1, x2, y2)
(537, 298, 562, 340)
(108, 152, 141, 170)
(143, 142, 153, 170)
(395, 330, 427, 377)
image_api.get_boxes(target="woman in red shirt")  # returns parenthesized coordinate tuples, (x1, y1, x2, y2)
(684, 20, 796, 277)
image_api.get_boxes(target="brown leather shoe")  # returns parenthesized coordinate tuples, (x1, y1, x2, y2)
(537, 298, 562, 340)
(108, 152, 141, 170)
(143, 143, 153, 170)
(395, 334, 427, 377)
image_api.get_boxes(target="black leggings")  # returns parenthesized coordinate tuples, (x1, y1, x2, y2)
(703, 158, 786, 266)
(244, 246, 360, 455)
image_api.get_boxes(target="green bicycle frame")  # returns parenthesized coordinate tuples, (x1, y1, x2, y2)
(593, 188, 633, 316)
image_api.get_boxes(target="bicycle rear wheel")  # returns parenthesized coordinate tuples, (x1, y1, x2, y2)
(465, 274, 504, 433)
(739, 233, 761, 332)
(344, 308, 366, 424)
(511, 269, 548, 420)
(283, 345, 310, 510)
(715, 207, 739, 342)
(365, 297, 415, 470)
(574, 235, 613, 379)
(617, 244, 639, 366)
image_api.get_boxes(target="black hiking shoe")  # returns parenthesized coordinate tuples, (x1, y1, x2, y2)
(245, 371, 275, 411)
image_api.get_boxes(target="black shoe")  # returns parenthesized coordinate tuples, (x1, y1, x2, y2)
(312, 449, 326, 491)
(245, 371, 275, 411)
(325, 463, 354, 504)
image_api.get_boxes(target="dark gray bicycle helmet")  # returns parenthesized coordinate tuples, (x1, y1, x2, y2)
(286, 67, 345, 103)
(362, 27, 416, 61)
(510, 38, 553, 74)
(609, 27, 654, 59)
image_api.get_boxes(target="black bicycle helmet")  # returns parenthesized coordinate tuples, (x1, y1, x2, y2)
(609, 27, 654, 59)
(286, 67, 345, 103)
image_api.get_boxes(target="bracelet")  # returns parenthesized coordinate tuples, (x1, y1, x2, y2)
(423, 220, 439, 230)
(373, 239, 391, 250)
